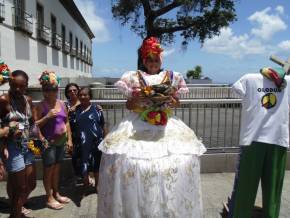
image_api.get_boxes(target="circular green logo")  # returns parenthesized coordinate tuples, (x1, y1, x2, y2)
(261, 93, 276, 109)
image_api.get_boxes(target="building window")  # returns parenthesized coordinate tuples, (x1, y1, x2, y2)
(61, 24, 65, 45)
(36, 3, 50, 44)
(36, 3, 43, 26)
(51, 14, 61, 50)
(80, 41, 83, 60)
(84, 45, 87, 62)
(13, 0, 33, 35)
(75, 37, 79, 58)
(61, 24, 69, 54)
(0, 0, 5, 22)
(69, 32, 73, 51)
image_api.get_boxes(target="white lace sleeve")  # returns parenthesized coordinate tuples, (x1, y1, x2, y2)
(172, 72, 189, 96)
(115, 71, 135, 97)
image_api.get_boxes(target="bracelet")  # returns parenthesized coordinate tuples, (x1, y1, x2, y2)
(41, 138, 49, 146)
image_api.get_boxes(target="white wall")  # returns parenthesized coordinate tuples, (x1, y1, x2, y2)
(0, 0, 93, 85)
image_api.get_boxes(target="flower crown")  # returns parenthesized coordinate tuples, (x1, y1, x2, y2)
(0, 58, 11, 85)
(140, 37, 163, 60)
(39, 71, 61, 87)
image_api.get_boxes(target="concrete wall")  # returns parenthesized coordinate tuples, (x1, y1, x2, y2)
(0, 0, 92, 86)
(28, 152, 290, 180)
(200, 151, 290, 173)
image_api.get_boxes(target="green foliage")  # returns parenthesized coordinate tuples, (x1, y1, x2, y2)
(111, 0, 237, 46)
(186, 65, 202, 79)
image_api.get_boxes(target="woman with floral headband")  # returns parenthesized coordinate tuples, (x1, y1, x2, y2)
(0, 61, 36, 218)
(35, 71, 73, 210)
(97, 37, 206, 217)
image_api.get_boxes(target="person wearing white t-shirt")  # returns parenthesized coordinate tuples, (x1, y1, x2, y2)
(228, 67, 290, 218)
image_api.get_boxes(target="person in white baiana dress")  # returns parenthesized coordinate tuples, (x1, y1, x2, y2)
(97, 37, 206, 218)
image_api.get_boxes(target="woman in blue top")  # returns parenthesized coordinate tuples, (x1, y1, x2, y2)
(74, 87, 106, 192)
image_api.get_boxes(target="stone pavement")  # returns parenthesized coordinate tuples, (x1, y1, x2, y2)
(0, 172, 289, 218)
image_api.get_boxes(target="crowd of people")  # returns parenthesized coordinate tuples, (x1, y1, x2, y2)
(0, 66, 106, 217)
(0, 37, 289, 218)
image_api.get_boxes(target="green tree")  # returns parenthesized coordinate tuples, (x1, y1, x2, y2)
(111, 0, 237, 46)
(186, 65, 202, 79)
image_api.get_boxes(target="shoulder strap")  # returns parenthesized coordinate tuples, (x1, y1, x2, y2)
(160, 70, 173, 85)
(137, 70, 147, 88)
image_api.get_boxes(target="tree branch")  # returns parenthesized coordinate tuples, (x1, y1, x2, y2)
(155, 24, 192, 34)
(140, 0, 152, 17)
(153, 1, 182, 17)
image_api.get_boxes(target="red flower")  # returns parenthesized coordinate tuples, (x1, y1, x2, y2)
(148, 111, 158, 119)
(140, 37, 163, 60)
(0, 64, 9, 73)
(160, 111, 168, 125)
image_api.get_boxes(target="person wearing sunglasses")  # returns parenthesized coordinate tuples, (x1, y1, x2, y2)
(64, 83, 84, 183)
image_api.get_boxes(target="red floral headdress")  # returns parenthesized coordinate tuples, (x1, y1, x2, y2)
(140, 37, 163, 60)
(0, 58, 12, 85)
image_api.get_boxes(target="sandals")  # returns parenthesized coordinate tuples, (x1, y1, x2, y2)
(22, 207, 32, 215)
(46, 201, 64, 210)
(88, 177, 95, 187)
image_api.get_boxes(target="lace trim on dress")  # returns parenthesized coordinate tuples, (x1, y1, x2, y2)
(115, 80, 133, 97)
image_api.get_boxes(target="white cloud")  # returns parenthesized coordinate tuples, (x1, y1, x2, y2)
(74, 0, 110, 42)
(278, 40, 290, 51)
(203, 28, 266, 58)
(203, 6, 289, 58)
(163, 48, 175, 57)
(248, 7, 287, 40)
(276, 5, 284, 14)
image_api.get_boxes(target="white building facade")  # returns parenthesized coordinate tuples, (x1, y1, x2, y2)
(0, 0, 94, 85)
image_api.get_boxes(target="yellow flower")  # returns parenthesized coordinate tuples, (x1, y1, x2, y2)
(143, 86, 152, 96)
(147, 118, 156, 125)
(0, 75, 3, 82)
(155, 113, 161, 122)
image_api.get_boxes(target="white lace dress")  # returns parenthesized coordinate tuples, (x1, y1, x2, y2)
(97, 70, 206, 218)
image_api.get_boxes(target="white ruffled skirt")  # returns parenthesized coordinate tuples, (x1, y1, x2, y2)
(97, 112, 206, 218)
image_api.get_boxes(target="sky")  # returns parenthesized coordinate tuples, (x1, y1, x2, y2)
(74, 0, 290, 84)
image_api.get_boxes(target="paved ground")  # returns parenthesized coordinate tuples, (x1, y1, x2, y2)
(0, 172, 289, 218)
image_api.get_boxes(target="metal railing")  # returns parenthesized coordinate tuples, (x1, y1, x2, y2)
(0, 87, 239, 101)
(26, 98, 241, 150)
(12, 7, 33, 34)
(0, 2, 4, 22)
(70, 47, 76, 56)
(89, 87, 239, 100)
(76, 50, 82, 59)
(88, 57, 93, 65)
(37, 24, 50, 44)
(51, 32, 62, 50)
(81, 52, 86, 61)
(91, 99, 242, 150)
(62, 40, 70, 54)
